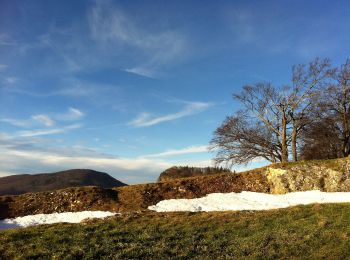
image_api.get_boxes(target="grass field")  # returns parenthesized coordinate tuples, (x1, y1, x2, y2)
(2, 203, 350, 259)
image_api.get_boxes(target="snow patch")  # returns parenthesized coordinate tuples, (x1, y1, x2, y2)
(148, 190, 350, 212)
(0, 211, 116, 230)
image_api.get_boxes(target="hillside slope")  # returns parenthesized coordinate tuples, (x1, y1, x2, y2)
(2, 204, 350, 259)
(2, 157, 350, 219)
(0, 169, 127, 196)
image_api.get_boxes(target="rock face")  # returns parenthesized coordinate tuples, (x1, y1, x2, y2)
(266, 158, 350, 193)
(0, 169, 127, 196)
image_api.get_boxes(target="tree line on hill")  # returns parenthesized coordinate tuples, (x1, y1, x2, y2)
(210, 58, 350, 166)
(158, 166, 231, 181)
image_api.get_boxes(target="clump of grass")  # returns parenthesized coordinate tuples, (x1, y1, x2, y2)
(2, 203, 350, 259)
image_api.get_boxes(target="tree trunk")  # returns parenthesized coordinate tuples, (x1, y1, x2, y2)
(343, 135, 350, 157)
(292, 123, 298, 162)
(281, 114, 288, 163)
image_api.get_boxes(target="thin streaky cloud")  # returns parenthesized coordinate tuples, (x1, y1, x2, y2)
(17, 124, 82, 137)
(142, 145, 209, 158)
(0, 33, 15, 46)
(0, 64, 8, 71)
(56, 107, 84, 121)
(128, 102, 212, 127)
(125, 67, 156, 78)
(89, 1, 189, 77)
(0, 118, 32, 128)
(4, 77, 18, 84)
(31, 114, 55, 127)
(1, 107, 83, 129)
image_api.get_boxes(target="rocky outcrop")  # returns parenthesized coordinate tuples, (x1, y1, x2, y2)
(266, 158, 350, 193)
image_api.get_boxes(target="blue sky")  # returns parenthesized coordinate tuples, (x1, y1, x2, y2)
(1, 0, 350, 183)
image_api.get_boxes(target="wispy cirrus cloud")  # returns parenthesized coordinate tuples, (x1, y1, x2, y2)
(142, 145, 209, 158)
(0, 33, 15, 46)
(1, 107, 84, 129)
(89, 1, 190, 77)
(128, 101, 212, 127)
(17, 124, 82, 137)
(56, 107, 84, 121)
(32, 114, 55, 127)
(0, 64, 8, 71)
(4, 77, 18, 84)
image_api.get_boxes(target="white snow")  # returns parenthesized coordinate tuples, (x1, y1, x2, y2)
(148, 190, 350, 212)
(0, 211, 116, 230)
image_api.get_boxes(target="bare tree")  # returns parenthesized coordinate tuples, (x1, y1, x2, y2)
(322, 59, 350, 157)
(287, 58, 334, 161)
(299, 116, 342, 160)
(210, 112, 281, 166)
(211, 58, 345, 166)
(232, 83, 290, 162)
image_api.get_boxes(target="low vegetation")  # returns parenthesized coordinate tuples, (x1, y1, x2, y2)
(158, 166, 231, 182)
(2, 203, 350, 259)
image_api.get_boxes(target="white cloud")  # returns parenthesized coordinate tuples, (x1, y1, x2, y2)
(57, 108, 84, 121)
(32, 115, 55, 127)
(0, 118, 32, 128)
(0, 33, 15, 46)
(128, 101, 212, 127)
(0, 132, 216, 184)
(4, 77, 18, 84)
(89, 1, 189, 77)
(142, 145, 209, 158)
(17, 124, 82, 137)
(1, 107, 83, 129)
(0, 64, 8, 71)
(125, 67, 156, 78)
(0, 171, 13, 178)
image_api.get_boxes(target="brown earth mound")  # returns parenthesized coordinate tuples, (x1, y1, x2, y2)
(0, 169, 268, 219)
(3, 157, 350, 219)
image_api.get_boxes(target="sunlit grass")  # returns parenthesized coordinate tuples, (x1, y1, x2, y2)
(2, 203, 350, 259)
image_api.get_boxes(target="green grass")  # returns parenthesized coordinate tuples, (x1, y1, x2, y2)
(2, 204, 350, 259)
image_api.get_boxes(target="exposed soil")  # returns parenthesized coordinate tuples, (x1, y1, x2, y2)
(0, 169, 269, 219)
(3, 157, 350, 219)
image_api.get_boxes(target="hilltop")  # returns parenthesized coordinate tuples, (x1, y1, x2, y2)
(0, 169, 127, 196)
(158, 166, 231, 182)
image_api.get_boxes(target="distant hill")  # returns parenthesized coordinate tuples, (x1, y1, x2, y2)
(0, 169, 127, 196)
(158, 166, 232, 182)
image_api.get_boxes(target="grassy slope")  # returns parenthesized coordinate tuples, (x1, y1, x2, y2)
(2, 204, 350, 259)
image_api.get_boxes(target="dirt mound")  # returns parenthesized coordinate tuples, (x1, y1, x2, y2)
(3, 157, 350, 219)
(0, 186, 119, 219)
(0, 170, 269, 219)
